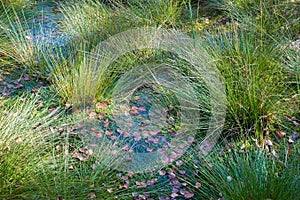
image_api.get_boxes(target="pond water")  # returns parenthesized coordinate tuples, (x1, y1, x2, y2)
(27, 1, 69, 48)
(7, 1, 208, 173)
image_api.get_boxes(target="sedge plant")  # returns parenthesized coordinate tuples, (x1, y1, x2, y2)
(117, 0, 186, 27)
(200, 0, 299, 141)
(0, 3, 47, 74)
(0, 94, 61, 198)
(26, 123, 136, 199)
(58, 0, 187, 51)
(177, 144, 300, 200)
(58, 0, 141, 50)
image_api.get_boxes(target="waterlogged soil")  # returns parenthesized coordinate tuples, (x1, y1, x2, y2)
(0, 65, 44, 96)
(0, 1, 299, 200)
(0, 3, 201, 199)
(0, 1, 69, 98)
(27, 1, 68, 47)
(0, 0, 298, 165)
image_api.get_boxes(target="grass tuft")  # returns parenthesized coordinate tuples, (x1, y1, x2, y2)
(0, 94, 61, 198)
(179, 143, 300, 199)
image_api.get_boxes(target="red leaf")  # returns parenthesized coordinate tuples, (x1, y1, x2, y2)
(23, 74, 30, 81)
(275, 128, 285, 139)
(122, 144, 130, 151)
(103, 119, 109, 127)
(105, 130, 113, 136)
(96, 102, 106, 109)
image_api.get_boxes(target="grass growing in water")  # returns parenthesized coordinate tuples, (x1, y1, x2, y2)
(0, 3, 50, 75)
(199, 0, 299, 141)
(178, 143, 300, 199)
(0, 94, 61, 198)
(0, 0, 299, 199)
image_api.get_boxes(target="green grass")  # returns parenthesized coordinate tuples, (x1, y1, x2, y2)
(0, 94, 137, 199)
(119, 0, 186, 27)
(0, 4, 46, 74)
(206, 0, 300, 39)
(58, 0, 188, 50)
(0, 0, 299, 199)
(0, 95, 137, 199)
(197, 0, 299, 141)
(58, 0, 138, 50)
(25, 130, 135, 199)
(0, 0, 32, 13)
(0, 94, 61, 198)
(179, 142, 300, 200)
(201, 27, 290, 140)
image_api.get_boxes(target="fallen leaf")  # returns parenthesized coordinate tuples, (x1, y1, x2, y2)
(122, 144, 130, 151)
(240, 143, 246, 150)
(288, 137, 294, 143)
(23, 74, 30, 81)
(7, 84, 14, 89)
(171, 193, 178, 198)
(195, 182, 201, 188)
(135, 181, 146, 188)
(130, 109, 139, 115)
(89, 112, 97, 119)
(132, 96, 140, 100)
(119, 183, 128, 189)
(105, 130, 113, 136)
(87, 192, 96, 199)
(137, 106, 146, 112)
(31, 88, 39, 93)
(184, 191, 194, 199)
(127, 171, 134, 177)
(110, 135, 117, 140)
(275, 128, 285, 139)
(86, 149, 93, 156)
(159, 170, 166, 176)
(92, 131, 102, 138)
(187, 136, 194, 144)
(49, 108, 56, 113)
(264, 139, 273, 146)
(15, 137, 22, 144)
(176, 160, 183, 166)
(96, 102, 106, 109)
(271, 150, 279, 158)
(103, 119, 109, 127)
(287, 143, 293, 155)
(146, 146, 154, 152)
(149, 130, 160, 136)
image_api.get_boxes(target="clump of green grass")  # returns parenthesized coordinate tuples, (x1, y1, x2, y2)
(58, 0, 136, 50)
(206, 0, 299, 39)
(27, 126, 135, 199)
(198, 0, 299, 140)
(280, 46, 300, 130)
(44, 48, 93, 107)
(202, 27, 289, 140)
(45, 27, 226, 164)
(178, 143, 300, 200)
(58, 0, 187, 50)
(0, 0, 31, 13)
(0, 5, 45, 73)
(0, 95, 136, 199)
(0, 94, 61, 198)
(120, 0, 186, 27)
